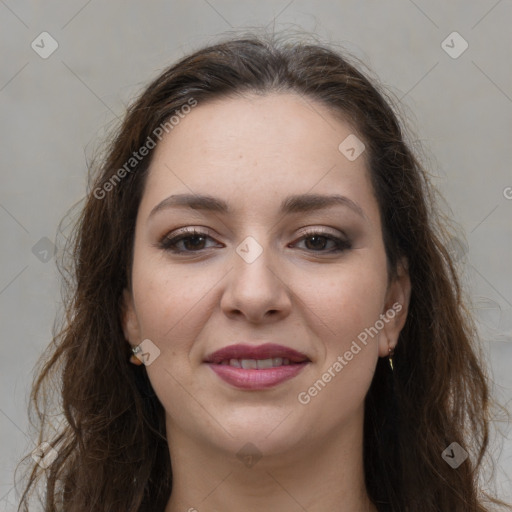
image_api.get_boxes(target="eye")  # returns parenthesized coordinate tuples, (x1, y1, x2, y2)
(158, 227, 351, 254)
(291, 229, 351, 253)
(159, 228, 222, 253)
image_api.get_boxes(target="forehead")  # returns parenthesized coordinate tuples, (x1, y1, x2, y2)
(152, 93, 358, 167)
(139, 93, 378, 222)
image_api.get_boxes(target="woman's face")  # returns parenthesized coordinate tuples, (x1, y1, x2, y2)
(122, 93, 409, 458)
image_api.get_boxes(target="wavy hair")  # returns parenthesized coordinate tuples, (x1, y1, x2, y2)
(17, 31, 510, 511)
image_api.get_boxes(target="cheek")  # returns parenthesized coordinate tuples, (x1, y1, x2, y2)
(130, 249, 215, 338)
(302, 254, 387, 392)
(296, 272, 385, 424)
(301, 257, 388, 340)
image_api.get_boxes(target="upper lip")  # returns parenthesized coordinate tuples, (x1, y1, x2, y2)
(204, 343, 311, 364)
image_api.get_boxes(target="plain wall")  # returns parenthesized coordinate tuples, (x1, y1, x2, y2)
(1, 0, 511, 509)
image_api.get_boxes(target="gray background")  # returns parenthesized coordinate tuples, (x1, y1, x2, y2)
(1, 0, 511, 509)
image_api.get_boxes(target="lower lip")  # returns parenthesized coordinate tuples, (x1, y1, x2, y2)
(206, 362, 309, 389)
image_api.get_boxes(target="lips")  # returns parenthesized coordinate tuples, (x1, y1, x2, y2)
(204, 343, 311, 390)
(204, 343, 310, 365)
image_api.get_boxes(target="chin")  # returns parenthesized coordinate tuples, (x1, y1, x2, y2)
(215, 416, 306, 454)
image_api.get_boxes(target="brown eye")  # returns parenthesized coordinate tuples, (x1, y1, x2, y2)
(159, 228, 351, 255)
(304, 235, 333, 251)
(159, 229, 221, 253)
(293, 231, 351, 253)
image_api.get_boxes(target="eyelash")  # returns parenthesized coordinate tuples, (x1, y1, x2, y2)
(158, 227, 351, 254)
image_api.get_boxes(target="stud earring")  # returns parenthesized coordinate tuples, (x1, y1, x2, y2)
(129, 345, 143, 366)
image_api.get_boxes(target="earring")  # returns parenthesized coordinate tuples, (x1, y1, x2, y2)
(388, 346, 395, 371)
(129, 345, 143, 366)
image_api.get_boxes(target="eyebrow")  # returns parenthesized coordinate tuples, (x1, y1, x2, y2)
(148, 193, 366, 220)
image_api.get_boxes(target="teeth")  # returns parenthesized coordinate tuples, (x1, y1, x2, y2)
(257, 358, 274, 369)
(220, 358, 295, 368)
(240, 359, 258, 369)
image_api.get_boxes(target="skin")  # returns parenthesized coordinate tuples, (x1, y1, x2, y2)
(122, 93, 411, 512)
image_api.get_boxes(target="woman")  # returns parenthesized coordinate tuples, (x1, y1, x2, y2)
(18, 32, 510, 511)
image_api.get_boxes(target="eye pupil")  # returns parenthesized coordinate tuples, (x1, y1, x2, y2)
(184, 236, 206, 250)
(305, 235, 327, 250)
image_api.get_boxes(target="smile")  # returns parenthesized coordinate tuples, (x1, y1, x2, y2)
(204, 343, 311, 390)
(217, 357, 296, 369)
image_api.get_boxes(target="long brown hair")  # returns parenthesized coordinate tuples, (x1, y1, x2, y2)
(17, 31, 510, 511)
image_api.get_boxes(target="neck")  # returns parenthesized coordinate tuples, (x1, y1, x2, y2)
(164, 409, 377, 512)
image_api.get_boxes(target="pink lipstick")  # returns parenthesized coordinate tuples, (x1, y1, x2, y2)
(204, 343, 310, 390)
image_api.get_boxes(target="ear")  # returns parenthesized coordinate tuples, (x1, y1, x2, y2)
(121, 288, 141, 346)
(378, 258, 411, 357)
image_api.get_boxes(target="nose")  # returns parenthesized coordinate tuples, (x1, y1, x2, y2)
(220, 239, 292, 324)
